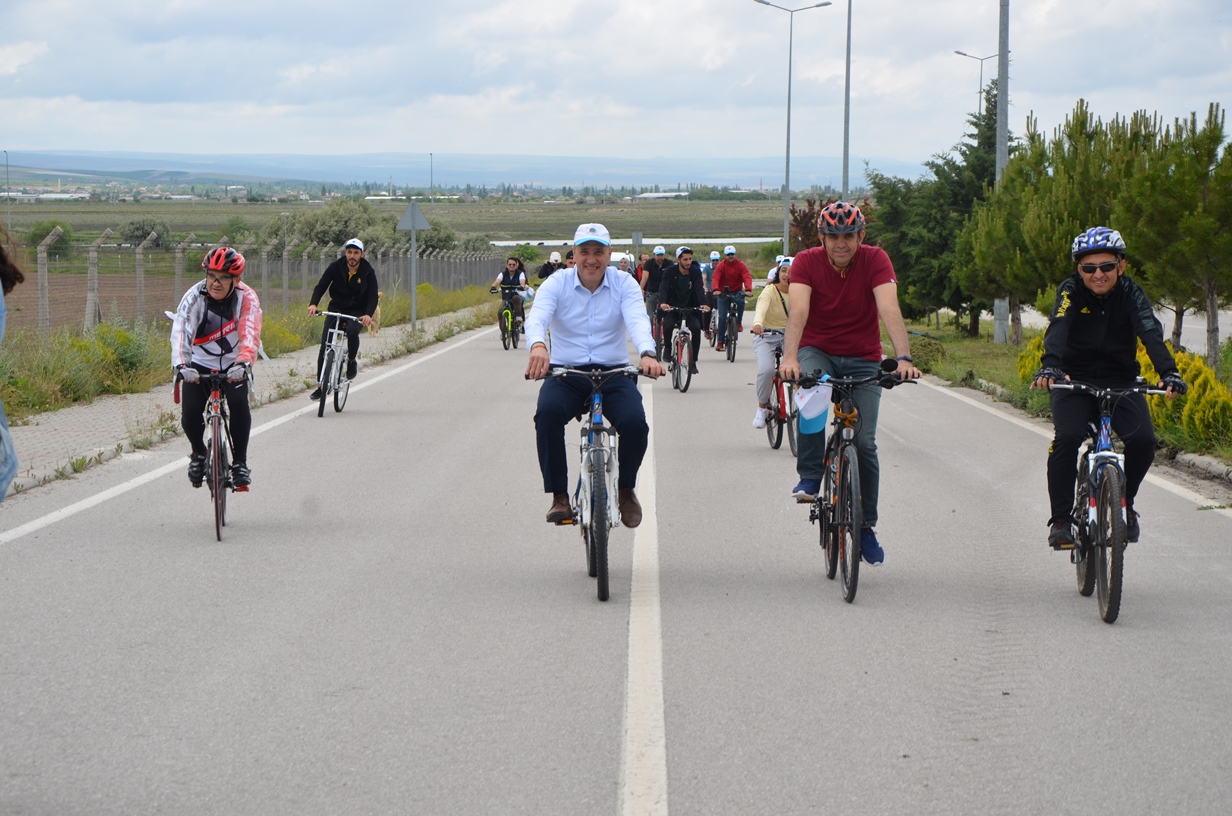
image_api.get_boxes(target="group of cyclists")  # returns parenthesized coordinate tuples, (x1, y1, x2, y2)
(167, 203, 1190, 562)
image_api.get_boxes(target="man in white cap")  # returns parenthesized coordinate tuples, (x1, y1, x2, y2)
(711, 244, 752, 352)
(537, 250, 563, 280)
(526, 223, 666, 527)
(307, 237, 379, 399)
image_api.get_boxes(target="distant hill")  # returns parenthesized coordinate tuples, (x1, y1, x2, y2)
(4, 150, 928, 190)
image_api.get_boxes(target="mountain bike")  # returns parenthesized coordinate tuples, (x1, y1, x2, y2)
(761, 330, 797, 455)
(529, 366, 641, 602)
(716, 287, 747, 362)
(793, 359, 910, 603)
(1051, 380, 1167, 624)
(492, 285, 525, 350)
(661, 306, 705, 393)
(315, 311, 358, 417)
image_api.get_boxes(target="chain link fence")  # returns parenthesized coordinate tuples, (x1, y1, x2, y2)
(5, 233, 501, 335)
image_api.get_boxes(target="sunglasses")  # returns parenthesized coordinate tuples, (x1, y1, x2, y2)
(206, 273, 235, 284)
(1078, 261, 1119, 274)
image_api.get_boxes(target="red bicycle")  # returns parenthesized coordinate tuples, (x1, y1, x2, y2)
(762, 330, 798, 455)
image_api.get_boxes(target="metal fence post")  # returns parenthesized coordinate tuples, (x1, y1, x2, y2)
(36, 226, 63, 338)
(85, 228, 112, 332)
(174, 232, 195, 311)
(301, 242, 317, 301)
(261, 240, 277, 306)
(134, 231, 157, 322)
(282, 243, 291, 312)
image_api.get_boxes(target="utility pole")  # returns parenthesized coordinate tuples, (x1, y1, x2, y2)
(992, 0, 1011, 344)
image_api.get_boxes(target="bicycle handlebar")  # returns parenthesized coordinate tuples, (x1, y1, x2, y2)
(1049, 381, 1168, 398)
(525, 365, 642, 382)
(315, 311, 362, 322)
(783, 364, 914, 391)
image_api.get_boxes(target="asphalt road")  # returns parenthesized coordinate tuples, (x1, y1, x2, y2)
(2, 326, 1231, 816)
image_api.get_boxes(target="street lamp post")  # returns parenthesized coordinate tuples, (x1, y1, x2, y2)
(755, 0, 832, 255)
(954, 50, 998, 115)
(841, 0, 852, 201)
(3, 149, 10, 235)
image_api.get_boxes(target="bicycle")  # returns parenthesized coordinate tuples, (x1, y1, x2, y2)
(177, 371, 248, 542)
(760, 330, 797, 455)
(1051, 380, 1167, 624)
(314, 311, 358, 417)
(793, 359, 910, 603)
(716, 287, 748, 363)
(660, 306, 705, 393)
(529, 366, 641, 602)
(492, 285, 525, 351)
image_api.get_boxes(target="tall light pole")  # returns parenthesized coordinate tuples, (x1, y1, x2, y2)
(3, 149, 10, 235)
(841, 0, 852, 201)
(954, 50, 997, 115)
(754, 0, 832, 254)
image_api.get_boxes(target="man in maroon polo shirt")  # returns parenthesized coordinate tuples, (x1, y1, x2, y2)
(779, 201, 922, 565)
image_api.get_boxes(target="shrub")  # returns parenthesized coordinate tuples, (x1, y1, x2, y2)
(910, 335, 945, 373)
(25, 220, 75, 259)
(1137, 345, 1232, 450)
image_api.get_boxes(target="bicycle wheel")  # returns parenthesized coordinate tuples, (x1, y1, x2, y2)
(708, 312, 717, 348)
(1094, 470, 1127, 623)
(785, 384, 799, 457)
(590, 448, 610, 602)
(334, 377, 350, 412)
(766, 382, 783, 449)
(318, 349, 333, 417)
(678, 335, 692, 393)
(511, 318, 520, 348)
(500, 309, 511, 350)
(821, 455, 839, 580)
(1074, 459, 1096, 596)
(209, 416, 226, 541)
(837, 444, 862, 602)
(726, 315, 737, 362)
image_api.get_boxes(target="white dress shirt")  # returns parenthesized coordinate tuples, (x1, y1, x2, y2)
(525, 267, 655, 366)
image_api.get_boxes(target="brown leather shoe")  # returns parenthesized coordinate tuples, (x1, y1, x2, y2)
(618, 488, 643, 528)
(546, 492, 571, 524)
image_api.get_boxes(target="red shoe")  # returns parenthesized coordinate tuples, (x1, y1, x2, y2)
(715, 342, 725, 352)
(737, 322, 744, 333)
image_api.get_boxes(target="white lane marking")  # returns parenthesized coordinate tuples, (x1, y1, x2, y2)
(620, 383, 668, 816)
(919, 379, 1232, 520)
(0, 329, 496, 545)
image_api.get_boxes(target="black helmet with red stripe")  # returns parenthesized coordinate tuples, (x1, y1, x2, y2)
(202, 246, 246, 276)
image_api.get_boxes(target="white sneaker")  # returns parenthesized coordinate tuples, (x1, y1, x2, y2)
(752, 407, 768, 429)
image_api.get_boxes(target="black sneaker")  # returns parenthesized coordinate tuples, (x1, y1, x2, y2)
(187, 453, 207, 488)
(346, 359, 357, 380)
(689, 362, 699, 375)
(1126, 509, 1140, 543)
(309, 387, 323, 400)
(1048, 520, 1076, 550)
(231, 462, 251, 488)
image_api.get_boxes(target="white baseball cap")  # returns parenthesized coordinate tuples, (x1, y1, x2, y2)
(710, 250, 720, 260)
(724, 245, 736, 255)
(653, 245, 666, 255)
(574, 223, 611, 246)
(549, 251, 562, 262)
(344, 238, 364, 252)
(768, 269, 777, 282)
(775, 254, 784, 263)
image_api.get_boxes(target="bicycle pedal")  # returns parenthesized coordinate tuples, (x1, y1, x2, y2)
(234, 485, 250, 493)
(554, 518, 575, 526)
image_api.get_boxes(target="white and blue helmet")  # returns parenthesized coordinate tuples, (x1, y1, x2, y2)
(1071, 227, 1126, 261)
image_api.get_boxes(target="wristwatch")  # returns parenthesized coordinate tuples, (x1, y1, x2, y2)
(896, 355, 914, 363)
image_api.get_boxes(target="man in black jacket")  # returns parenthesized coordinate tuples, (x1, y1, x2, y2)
(307, 237, 380, 398)
(657, 246, 710, 375)
(1032, 227, 1187, 548)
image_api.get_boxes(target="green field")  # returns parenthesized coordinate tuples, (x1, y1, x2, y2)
(4, 198, 787, 244)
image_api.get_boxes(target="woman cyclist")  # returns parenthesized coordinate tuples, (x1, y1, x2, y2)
(171, 247, 263, 488)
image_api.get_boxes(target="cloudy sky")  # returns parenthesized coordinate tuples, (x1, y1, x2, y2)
(1, 0, 1229, 178)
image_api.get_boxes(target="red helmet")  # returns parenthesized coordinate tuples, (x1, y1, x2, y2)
(817, 201, 866, 235)
(202, 246, 245, 276)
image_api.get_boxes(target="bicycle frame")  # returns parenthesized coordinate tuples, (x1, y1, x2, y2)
(575, 389, 620, 531)
(316, 311, 358, 389)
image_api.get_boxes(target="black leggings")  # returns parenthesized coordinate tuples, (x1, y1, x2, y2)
(180, 370, 252, 463)
(1047, 389, 1154, 523)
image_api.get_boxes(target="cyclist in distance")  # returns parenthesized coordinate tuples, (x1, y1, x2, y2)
(657, 246, 710, 375)
(1031, 227, 1186, 548)
(525, 223, 666, 527)
(779, 201, 922, 565)
(640, 245, 672, 324)
(711, 244, 752, 352)
(307, 238, 378, 400)
(751, 256, 791, 428)
(537, 250, 563, 280)
(491, 256, 529, 329)
(171, 247, 263, 488)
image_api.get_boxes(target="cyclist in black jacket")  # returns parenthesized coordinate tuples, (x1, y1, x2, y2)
(657, 246, 710, 374)
(307, 237, 379, 399)
(1032, 227, 1187, 548)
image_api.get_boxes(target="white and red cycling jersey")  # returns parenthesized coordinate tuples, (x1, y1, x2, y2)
(171, 280, 263, 371)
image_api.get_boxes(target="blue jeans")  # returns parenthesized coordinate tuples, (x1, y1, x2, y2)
(795, 348, 883, 527)
(714, 295, 745, 340)
(0, 398, 17, 502)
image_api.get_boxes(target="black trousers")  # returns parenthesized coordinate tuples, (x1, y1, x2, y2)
(660, 311, 702, 363)
(180, 365, 252, 463)
(1047, 388, 1155, 523)
(317, 314, 361, 381)
(534, 371, 648, 494)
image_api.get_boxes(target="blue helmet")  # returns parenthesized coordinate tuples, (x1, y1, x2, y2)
(1071, 227, 1126, 261)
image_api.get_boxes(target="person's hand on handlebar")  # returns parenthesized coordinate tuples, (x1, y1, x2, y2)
(896, 359, 923, 380)
(751, 324, 764, 336)
(779, 355, 801, 381)
(639, 354, 666, 379)
(526, 342, 551, 380)
(1030, 366, 1068, 390)
(359, 314, 372, 327)
(307, 304, 319, 316)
